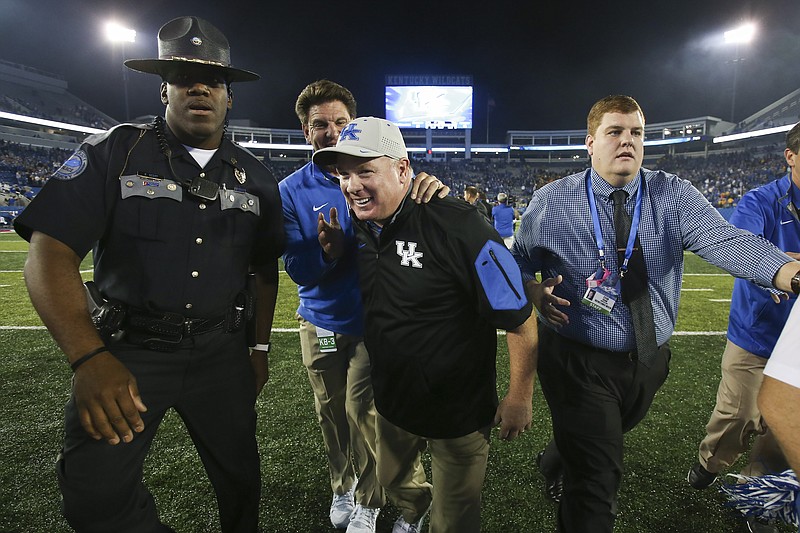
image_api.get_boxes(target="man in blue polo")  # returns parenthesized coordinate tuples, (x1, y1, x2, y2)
(279, 80, 447, 533)
(492, 192, 518, 248)
(688, 122, 800, 532)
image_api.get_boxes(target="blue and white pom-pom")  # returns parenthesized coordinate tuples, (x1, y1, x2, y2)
(720, 469, 800, 526)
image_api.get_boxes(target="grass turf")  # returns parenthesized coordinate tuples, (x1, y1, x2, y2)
(0, 231, 790, 532)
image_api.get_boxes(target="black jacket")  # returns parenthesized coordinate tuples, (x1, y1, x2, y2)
(353, 192, 532, 439)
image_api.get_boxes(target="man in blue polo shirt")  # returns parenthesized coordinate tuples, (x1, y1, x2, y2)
(688, 122, 800, 532)
(279, 80, 447, 533)
(491, 192, 518, 248)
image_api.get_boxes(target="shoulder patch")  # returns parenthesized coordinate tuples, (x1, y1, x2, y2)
(52, 150, 87, 180)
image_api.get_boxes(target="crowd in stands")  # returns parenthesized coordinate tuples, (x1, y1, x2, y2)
(0, 140, 790, 213)
(657, 147, 787, 208)
(0, 93, 116, 130)
(0, 141, 71, 208)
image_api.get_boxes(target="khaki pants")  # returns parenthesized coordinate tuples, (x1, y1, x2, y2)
(297, 316, 384, 507)
(698, 339, 787, 476)
(376, 413, 490, 533)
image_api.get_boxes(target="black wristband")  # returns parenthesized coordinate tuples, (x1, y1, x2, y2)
(70, 346, 109, 372)
(792, 270, 800, 296)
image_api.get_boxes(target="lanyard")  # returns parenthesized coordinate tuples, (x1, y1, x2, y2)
(585, 169, 644, 276)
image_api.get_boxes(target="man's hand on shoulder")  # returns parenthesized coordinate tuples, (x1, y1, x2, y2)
(411, 172, 449, 203)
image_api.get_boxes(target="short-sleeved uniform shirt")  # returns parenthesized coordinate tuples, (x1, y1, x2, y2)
(14, 123, 285, 318)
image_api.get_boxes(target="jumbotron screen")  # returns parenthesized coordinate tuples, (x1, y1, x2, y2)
(385, 86, 473, 130)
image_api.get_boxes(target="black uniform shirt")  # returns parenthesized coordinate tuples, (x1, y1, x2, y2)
(15, 123, 285, 318)
(353, 192, 532, 439)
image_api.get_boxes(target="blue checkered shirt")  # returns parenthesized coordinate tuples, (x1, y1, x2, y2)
(511, 168, 793, 352)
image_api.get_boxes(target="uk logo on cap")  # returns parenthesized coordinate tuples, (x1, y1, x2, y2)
(340, 123, 361, 142)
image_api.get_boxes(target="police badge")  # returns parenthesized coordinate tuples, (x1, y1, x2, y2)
(235, 167, 246, 184)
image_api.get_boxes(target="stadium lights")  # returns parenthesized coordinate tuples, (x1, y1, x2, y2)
(238, 141, 313, 151)
(724, 23, 756, 44)
(0, 111, 105, 135)
(105, 22, 136, 43)
(723, 22, 756, 123)
(712, 123, 793, 144)
(105, 22, 136, 121)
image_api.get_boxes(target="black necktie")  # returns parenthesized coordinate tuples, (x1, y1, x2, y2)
(611, 189, 658, 366)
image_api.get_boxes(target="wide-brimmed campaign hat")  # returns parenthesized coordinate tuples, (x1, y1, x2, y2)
(125, 16, 259, 82)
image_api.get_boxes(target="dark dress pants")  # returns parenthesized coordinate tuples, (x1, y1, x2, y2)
(537, 325, 671, 533)
(57, 329, 260, 533)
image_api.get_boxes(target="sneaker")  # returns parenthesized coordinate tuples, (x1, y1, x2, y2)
(687, 462, 718, 490)
(392, 514, 425, 533)
(330, 484, 356, 528)
(346, 505, 380, 533)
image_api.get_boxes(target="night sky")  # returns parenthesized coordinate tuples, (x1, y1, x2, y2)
(3, 0, 800, 142)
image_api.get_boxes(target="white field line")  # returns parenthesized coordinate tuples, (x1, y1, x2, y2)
(0, 326, 726, 336)
(681, 288, 713, 291)
(1, 269, 289, 274)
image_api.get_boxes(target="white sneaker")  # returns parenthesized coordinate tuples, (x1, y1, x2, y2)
(392, 514, 425, 533)
(346, 504, 380, 533)
(329, 484, 356, 528)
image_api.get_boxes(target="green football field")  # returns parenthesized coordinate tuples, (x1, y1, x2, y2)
(0, 230, 790, 532)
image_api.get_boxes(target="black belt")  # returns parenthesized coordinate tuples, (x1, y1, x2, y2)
(122, 308, 228, 351)
(125, 309, 226, 337)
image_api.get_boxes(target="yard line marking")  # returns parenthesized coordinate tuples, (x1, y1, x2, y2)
(681, 288, 713, 291)
(0, 326, 728, 336)
(708, 298, 732, 302)
(672, 331, 727, 335)
(0, 326, 302, 333)
(0, 269, 290, 274)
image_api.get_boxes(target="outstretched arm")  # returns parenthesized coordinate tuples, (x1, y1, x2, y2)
(525, 275, 570, 326)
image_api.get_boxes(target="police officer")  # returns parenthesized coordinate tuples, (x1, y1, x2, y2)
(14, 16, 284, 533)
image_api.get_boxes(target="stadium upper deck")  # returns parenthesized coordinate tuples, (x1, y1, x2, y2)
(0, 59, 797, 173)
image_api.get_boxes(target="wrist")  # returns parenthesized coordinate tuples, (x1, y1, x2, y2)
(791, 269, 800, 296)
(70, 346, 109, 372)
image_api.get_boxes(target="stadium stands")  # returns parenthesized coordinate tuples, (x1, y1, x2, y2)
(0, 59, 795, 217)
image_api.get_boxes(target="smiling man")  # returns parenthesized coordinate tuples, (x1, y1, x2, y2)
(511, 95, 800, 533)
(314, 117, 539, 533)
(278, 82, 447, 533)
(14, 16, 284, 533)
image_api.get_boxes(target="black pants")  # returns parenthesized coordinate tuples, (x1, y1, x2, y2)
(57, 329, 260, 533)
(537, 325, 671, 533)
